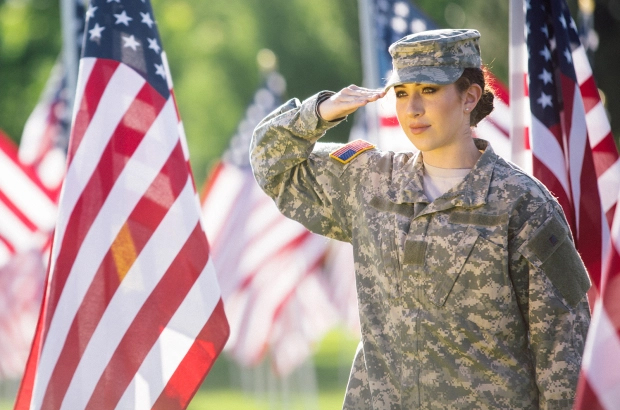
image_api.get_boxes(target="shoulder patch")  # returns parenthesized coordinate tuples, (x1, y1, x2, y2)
(329, 139, 375, 164)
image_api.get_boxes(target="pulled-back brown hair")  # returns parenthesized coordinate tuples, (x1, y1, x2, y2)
(454, 66, 495, 127)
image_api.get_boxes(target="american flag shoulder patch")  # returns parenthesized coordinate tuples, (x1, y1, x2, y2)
(329, 140, 375, 164)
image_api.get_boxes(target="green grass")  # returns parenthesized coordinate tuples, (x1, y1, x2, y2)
(0, 328, 358, 410)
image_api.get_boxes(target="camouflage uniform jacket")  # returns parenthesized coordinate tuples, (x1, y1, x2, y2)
(250, 93, 591, 410)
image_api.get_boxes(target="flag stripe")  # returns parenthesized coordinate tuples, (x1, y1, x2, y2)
(0, 145, 56, 229)
(152, 300, 228, 410)
(580, 299, 620, 409)
(115, 260, 223, 410)
(0, 190, 39, 233)
(530, 118, 571, 196)
(0, 237, 14, 264)
(67, 59, 118, 166)
(82, 223, 209, 410)
(38, 141, 188, 410)
(0, 202, 39, 252)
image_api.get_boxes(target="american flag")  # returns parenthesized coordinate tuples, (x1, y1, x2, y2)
(524, 0, 618, 298)
(14, 0, 229, 408)
(520, 0, 620, 407)
(0, 131, 55, 380)
(201, 71, 356, 376)
(359, 0, 511, 158)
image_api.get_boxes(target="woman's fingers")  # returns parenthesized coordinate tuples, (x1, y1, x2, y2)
(319, 86, 385, 121)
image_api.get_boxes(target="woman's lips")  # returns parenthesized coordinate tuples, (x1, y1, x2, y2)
(408, 124, 430, 135)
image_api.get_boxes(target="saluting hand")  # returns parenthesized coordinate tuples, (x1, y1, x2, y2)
(318, 85, 386, 122)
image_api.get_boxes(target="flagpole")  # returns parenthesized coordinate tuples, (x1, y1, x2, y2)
(60, 0, 79, 115)
(358, 0, 379, 89)
(509, 0, 529, 170)
(357, 0, 380, 141)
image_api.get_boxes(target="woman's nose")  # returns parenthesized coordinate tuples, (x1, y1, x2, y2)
(407, 94, 424, 117)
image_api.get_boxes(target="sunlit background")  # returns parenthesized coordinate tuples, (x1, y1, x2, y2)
(1, 0, 618, 188)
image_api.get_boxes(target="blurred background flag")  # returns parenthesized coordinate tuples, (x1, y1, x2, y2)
(13, 0, 229, 408)
(0, 132, 57, 267)
(512, 0, 620, 407)
(0, 131, 55, 381)
(201, 62, 358, 377)
(355, 0, 511, 158)
(18, 0, 86, 200)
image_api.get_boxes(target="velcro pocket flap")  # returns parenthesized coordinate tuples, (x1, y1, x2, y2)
(369, 196, 416, 218)
(521, 215, 591, 307)
(427, 226, 479, 307)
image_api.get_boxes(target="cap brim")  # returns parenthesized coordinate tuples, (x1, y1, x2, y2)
(384, 66, 465, 91)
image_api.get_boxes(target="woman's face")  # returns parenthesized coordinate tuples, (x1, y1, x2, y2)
(394, 82, 470, 154)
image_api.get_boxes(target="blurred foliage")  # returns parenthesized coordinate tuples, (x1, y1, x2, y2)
(0, 0, 60, 142)
(0, 0, 618, 189)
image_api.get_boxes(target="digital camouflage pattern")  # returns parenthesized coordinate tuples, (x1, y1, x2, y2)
(250, 93, 591, 410)
(385, 29, 481, 89)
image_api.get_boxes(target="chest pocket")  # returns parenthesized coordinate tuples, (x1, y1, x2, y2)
(425, 226, 480, 306)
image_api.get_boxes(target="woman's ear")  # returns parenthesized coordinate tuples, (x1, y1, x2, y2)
(464, 83, 482, 112)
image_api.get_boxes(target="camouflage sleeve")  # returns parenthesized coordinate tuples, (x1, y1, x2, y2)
(249, 92, 354, 242)
(509, 201, 591, 409)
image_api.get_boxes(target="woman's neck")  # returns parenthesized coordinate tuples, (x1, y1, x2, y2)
(421, 137, 481, 169)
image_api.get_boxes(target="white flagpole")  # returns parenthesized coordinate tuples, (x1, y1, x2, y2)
(358, 0, 379, 89)
(60, 0, 79, 115)
(356, 0, 381, 142)
(509, 0, 532, 172)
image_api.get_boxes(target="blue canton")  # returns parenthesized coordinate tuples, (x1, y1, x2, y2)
(525, 0, 582, 129)
(83, 0, 169, 98)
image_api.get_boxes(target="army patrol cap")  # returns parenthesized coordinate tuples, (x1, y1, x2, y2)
(385, 29, 481, 90)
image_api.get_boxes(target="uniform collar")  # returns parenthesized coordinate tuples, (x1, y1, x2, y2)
(387, 139, 498, 212)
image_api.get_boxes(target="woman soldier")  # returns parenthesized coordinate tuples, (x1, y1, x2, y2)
(250, 29, 591, 409)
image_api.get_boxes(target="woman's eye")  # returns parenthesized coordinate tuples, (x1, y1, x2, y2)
(395, 91, 407, 98)
(422, 87, 436, 94)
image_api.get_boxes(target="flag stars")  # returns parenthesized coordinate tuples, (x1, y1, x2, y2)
(537, 92, 553, 109)
(538, 68, 553, 85)
(155, 63, 166, 79)
(541, 25, 549, 37)
(106, 0, 120, 3)
(114, 10, 133, 26)
(540, 46, 551, 61)
(85, 5, 97, 20)
(564, 48, 572, 63)
(141, 12, 154, 28)
(89, 23, 105, 41)
(559, 14, 567, 28)
(122, 35, 140, 51)
(570, 18, 577, 30)
(147, 38, 161, 54)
